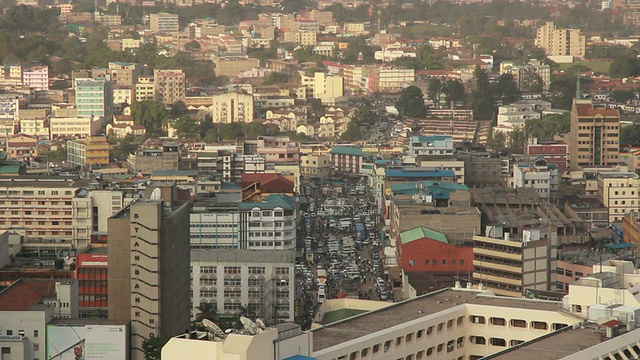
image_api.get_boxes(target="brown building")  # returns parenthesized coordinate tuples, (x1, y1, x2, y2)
(462, 154, 503, 188)
(570, 99, 620, 171)
(108, 186, 190, 360)
(154, 69, 185, 105)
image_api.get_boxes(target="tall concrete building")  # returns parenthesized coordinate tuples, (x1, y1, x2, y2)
(75, 79, 112, 118)
(570, 99, 620, 170)
(154, 69, 185, 105)
(210, 92, 254, 123)
(108, 189, 190, 360)
(535, 21, 586, 60)
(149, 12, 179, 33)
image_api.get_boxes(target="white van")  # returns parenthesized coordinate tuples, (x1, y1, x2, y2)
(317, 288, 326, 304)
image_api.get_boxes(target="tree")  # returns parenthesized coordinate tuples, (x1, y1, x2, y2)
(492, 74, 521, 104)
(131, 100, 168, 135)
(427, 78, 442, 102)
(609, 89, 636, 104)
(184, 40, 201, 51)
(203, 128, 218, 143)
(262, 71, 291, 85)
(172, 115, 199, 140)
(507, 128, 526, 151)
(219, 123, 244, 140)
(525, 113, 570, 141)
(308, 98, 325, 121)
(486, 130, 506, 149)
(243, 122, 267, 138)
(352, 106, 375, 125)
(609, 51, 640, 78)
(341, 120, 360, 141)
(195, 302, 218, 323)
(442, 80, 465, 104)
(170, 100, 188, 118)
(141, 335, 166, 360)
(395, 86, 425, 118)
(621, 124, 640, 146)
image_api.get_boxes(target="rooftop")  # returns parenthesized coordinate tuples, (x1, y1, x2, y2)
(0, 279, 56, 311)
(311, 288, 578, 351)
(191, 248, 296, 264)
(330, 146, 363, 156)
(400, 226, 448, 244)
(486, 323, 602, 360)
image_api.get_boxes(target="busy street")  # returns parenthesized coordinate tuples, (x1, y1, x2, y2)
(295, 177, 392, 327)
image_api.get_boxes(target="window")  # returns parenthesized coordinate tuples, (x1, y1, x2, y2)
(490, 317, 506, 326)
(426, 326, 434, 335)
(425, 259, 429, 265)
(372, 344, 380, 353)
(426, 347, 434, 356)
(510, 340, 524, 346)
(224, 266, 241, 274)
(437, 322, 444, 332)
(531, 321, 548, 330)
(384, 340, 391, 353)
(457, 336, 464, 348)
(248, 267, 265, 274)
(406, 333, 413, 342)
(457, 316, 464, 325)
(469, 336, 486, 345)
(396, 336, 402, 346)
(361, 348, 369, 357)
(447, 340, 455, 352)
(33, 330, 39, 337)
(490, 338, 506, 347)
(442, 259, 447, 265)
(552, 323, 568, 330)
(417, 329, 424, 338)
(437, 343, 444, 353)
(469, 315, 485, 324)
(510, 319, 527, 328)
(33, 344, 39, 351)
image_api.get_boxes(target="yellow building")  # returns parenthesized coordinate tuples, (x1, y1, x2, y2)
(569, 99, 620, 170)
(597, 172, 640, 223)
(67, 135, 110, 168)
(535, 21, 586, 60)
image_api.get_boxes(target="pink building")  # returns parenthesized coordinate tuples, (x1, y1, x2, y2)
(22, 65, 49, 91)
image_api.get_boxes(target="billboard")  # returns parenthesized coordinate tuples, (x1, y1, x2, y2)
(47, 324, 127, 360)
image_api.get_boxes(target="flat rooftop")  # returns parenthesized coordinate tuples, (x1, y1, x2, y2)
(487, 323, 602, 360)
(311, 288, 576, 351)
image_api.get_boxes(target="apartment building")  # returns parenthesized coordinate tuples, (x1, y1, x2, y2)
(377, 67, 415, 92)
(22, 65, 49, 91)
(17, 109, 48, 137)
(190, 249, 295, 324)
(250, 136, 299, 164)
(67, 136, 110, 168)
(154, 69, 185, 104)
(500, 61, 550, 92)
(50, 116, 101, 139)
(135, 76, 155, 102)
(113, 85, 135, 105)
(330, 146, 363, 174)
(472, 225, 558, 297)
(511, 159, 559, 200)
(569, 99, 620, 170)
(75, 79, 112, 118)
(597, 172, 640, 223)
(313, 72, 344, 104)
(535, 21, 586, 60)
(6, 133, 38, 161)
(210, 92, 254, 123)
(108, 195, 190, 360)
(127, 142, 180, 174)
(108, 62, 141, 85)
(525, 139, 569, 171)
(300, 154, 331, 178)
(149, 12, 179, 33)
(409, 135, 455, 156)
(0, 177, 92, 247)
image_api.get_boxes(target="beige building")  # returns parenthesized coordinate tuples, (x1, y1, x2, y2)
(473, 225, 558, 297)
(313, 72, 344, 104)
(49, 116, 102, 139)
(296, 30, 317, 46)
(108, 192, 190, 360)
(535, 21, 586, 60)
(149, 12, 179, 33)
(597, 172, 640, 223)
(113, 85, 135, 105)
(569, 99, 620, 170)
(67, 135, 110, 168)
(154, 69, 185, 105)
(213, 56, 260, 78)
(210, 92, 254, 123)
(301, 154, 331, 178)
(135, 76, 155, 102)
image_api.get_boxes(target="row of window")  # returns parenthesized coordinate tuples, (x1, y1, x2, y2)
(468, 315, 567, 331)
(409, 259, 466, 266)
(195, 266, 290, 275)
(0, 190, 72, 196)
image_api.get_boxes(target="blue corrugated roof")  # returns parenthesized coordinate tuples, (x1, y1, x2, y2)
(239, 193, 296, 210)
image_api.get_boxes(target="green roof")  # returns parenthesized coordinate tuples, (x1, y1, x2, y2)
(0, 164, 22, 174)
(400, 226, 448, 245)
(330, 146, 363, 156)
(321, 308, 368, 324)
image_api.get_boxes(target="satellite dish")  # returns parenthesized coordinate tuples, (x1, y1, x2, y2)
(149, 188, 162, 200)
(224, 328, 234, 334)
(255, 318, 266, 331)
(202, 319, 226, 341)
(240, 316, 259, 335)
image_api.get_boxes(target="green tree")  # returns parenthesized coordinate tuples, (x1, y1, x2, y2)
(172, 115, 199, 140)
(621, 124, 640, 146)
(352, 106, 375, 125)
(262, 71, 291, 85)
(442, 80, 465, 104)
(195, 302, 219, 323)
(341, 120, 360, 141)
(170, 100, 188, 118)
(609, 89, 636, 103)
(243, 122, 266, 138)
(609, 51, 640, 78)
(395, 86, 425, 118)
(40, 147, 66, 162)
(141, 335, 166, 360)
(219, 123, 244, 140)
(184, 40, 201, 51)
(203, 128, 218, 143)
(131, 100, 168, 136)
(427, 78, 442, 102)
(486, 130, 506, 149)
(308, 98, 325, 121)
(492, 74, 521, 104)
(507, 128, 526, 150)
(525, 113, 570, 140)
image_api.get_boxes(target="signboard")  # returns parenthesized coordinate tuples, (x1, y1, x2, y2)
(47, 324, 127, 360)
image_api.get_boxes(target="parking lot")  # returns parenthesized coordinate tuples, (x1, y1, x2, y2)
(295, 177, 393, 326)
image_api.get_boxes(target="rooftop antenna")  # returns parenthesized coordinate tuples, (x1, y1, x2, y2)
(240, 316, 259, 335)
(202, 319, 226, 341)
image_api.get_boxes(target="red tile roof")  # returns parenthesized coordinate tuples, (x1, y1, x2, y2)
(575, 103, 619, 117)
(0, 280, 56, 311)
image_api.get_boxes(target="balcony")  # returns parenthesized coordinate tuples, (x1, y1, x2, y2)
(474, 247, 522, 261)
(472, 272, 522, 287)
(473, 260, 522, 274)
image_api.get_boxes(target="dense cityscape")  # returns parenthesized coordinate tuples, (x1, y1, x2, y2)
(1, 0, 640, 359)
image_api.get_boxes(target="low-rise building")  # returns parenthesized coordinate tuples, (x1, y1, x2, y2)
(597, 172, 640, 223)
(67, 136, 110, 168)
(512, 158, 559, 200)
(300, 154, 331, 178)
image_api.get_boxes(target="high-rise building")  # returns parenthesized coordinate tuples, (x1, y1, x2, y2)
(108, 191, 190, 360)
(535, 21, 586, 60)
(149, 13, 179, 33)
(75, 79, 112, 118)
(22, 65, 49, 91)
(210, 92, 254, 123)
(154, 69, 185, 105)
(569, 99, 620, 170)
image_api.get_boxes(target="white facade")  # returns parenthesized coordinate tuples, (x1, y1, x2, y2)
(408, 136, 455, 156)
(0, 308, 51, 360)
(512, 162, 559, 199)
(22, 66, 49, 91)
(49, 116, 101, 139)
(210, 92, 254, 123)
(190, 250, 295, 323)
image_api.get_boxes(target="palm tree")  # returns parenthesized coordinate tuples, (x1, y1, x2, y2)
(195, 302, 218, 324)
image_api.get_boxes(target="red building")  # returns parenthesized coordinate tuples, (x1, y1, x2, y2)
(397, 226, 474, 293)
(329, 146, 363, 174)
(525, 141, 569, 171)
(75, 247, 108, 318)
